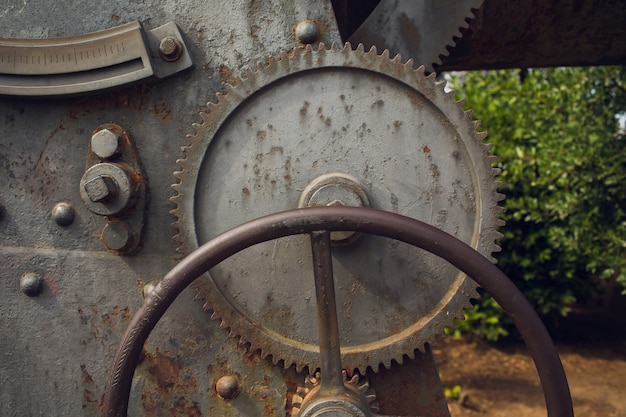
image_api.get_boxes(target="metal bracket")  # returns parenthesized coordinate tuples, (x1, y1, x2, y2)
(79, 123, 148, 254)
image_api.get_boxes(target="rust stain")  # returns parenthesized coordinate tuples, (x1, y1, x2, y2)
(141, 348, 201, 416)
(349, 279, 367, 296)
(152, 101, 173, 122)
(142, 392, 157, 414)
(81, 364, 94, 384)
(43, 273, 59, 296)
(147, 349, 181, 388)
(218, 64, 238, 86)
(423, 145, 431, 153)
(101, 306, 131, 326)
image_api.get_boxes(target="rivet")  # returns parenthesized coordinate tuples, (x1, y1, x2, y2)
(91, 129, 121, 160)
(159, 36, 183, 62)
(20, 272, 43, 297)
(295, 20, 320, 45)
(101, 221, 133, 252)
(216, 375, 240, 400)
(51, 202, 75, 226)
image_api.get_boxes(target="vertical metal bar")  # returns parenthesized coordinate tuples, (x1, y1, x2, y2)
(310, 230, 345, 393)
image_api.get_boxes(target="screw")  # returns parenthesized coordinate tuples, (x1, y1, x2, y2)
(295, 20, 320, 45)
(159, 36, 183, 62)
(101, 221, 132, 252)
(51, 202, 75, 226)
(83, 175, 117, 203)
(91, 129, 121, 159)
(20, 272, 43, 297)
(216, 375, 240, 400)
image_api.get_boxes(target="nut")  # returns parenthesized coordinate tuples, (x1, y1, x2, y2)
(91, 129, 121, 159)
(101, 221, 133, 253)
(158, 36, 183, 62)
(83, 175, 118, 203)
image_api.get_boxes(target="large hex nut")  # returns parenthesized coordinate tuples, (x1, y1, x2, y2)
(80, 163, 135, 216)
(299, 173, 370, 244)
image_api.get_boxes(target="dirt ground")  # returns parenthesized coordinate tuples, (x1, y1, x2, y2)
(433, 314, 626, 417)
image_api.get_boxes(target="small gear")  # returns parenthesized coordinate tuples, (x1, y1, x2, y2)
(171, 43, 503, 374)
(289, 371, 379, 416)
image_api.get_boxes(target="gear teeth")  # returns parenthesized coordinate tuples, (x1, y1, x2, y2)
(174, 43, 505, 374)
(431, 2, 484, 70)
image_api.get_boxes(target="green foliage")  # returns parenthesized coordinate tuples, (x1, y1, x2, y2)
(444, 384, 462, 401)
(449, 67, 626, 338)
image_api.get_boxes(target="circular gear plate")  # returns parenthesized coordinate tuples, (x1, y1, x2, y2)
(172, 44, 503, 373)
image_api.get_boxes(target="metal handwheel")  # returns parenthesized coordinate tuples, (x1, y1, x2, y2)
(102, 206, 573, 417)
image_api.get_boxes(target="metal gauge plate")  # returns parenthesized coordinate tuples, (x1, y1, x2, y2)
(0, 21, 191, 96)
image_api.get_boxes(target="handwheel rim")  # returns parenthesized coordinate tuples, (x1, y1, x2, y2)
(102, 206, 573, 417)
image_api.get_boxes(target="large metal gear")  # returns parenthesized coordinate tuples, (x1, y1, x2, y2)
(171, 43, 503, 374)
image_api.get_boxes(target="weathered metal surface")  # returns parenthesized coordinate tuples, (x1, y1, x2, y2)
(348, 0, 484, 72)
(172, 44, 503, 374)
(0, 1, 342, 416)
(79, 122, 148, 254)
(438, 0, 626, 70)
(0, 21, 192, 96)
(102, 206, 573, 417)
(1, 1, 584, 416)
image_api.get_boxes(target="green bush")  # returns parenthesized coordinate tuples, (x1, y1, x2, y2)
(448, 67, 626, 339)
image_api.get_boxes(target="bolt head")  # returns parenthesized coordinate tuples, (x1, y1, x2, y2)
(216, 375, 240, 400)
(51, 202, 75, 226)
(101, 221, 132, 252)
(83, 175, 117, 203)
(159, 36, 183, 61)
(20, 272, 43, 297)
(91, 129, 120, 159)
(295, 20, 320, 44)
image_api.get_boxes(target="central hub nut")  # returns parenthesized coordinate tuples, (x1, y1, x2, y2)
(299, 173, 370, 245)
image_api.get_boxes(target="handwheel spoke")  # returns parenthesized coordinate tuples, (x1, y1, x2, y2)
(310, 230, 345, 393)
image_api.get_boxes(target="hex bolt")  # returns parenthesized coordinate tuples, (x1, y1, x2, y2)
(295, 20, 320, 44)
(158, 36, 183, 62)
(83, 175, 118, 203)
(20, 272, 43, 297)
(101, 221, 132, 252)
(51, 202, 75, 226)
(216, 375, 240, 400)
(91, 129, 121, 160)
